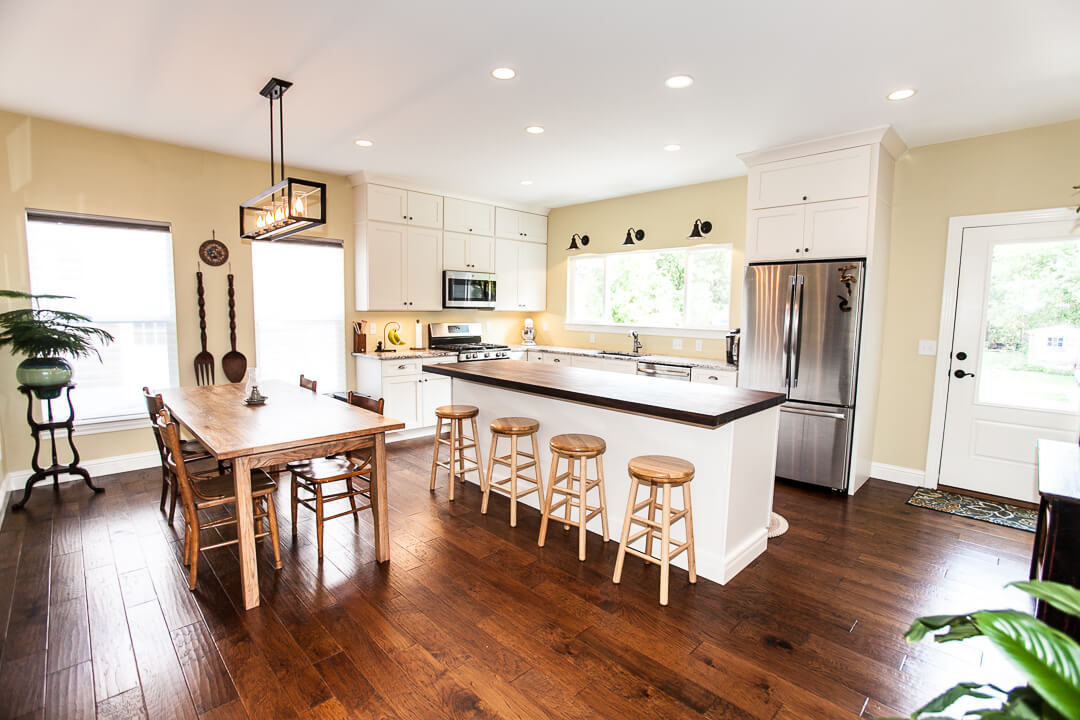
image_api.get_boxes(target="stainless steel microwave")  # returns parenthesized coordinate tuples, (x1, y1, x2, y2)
(443, 271, 496, 309)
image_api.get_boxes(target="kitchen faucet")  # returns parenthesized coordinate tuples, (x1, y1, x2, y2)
(628, 330, 642, 354)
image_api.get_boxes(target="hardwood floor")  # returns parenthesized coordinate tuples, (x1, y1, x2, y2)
(0, 436, 1034, 719)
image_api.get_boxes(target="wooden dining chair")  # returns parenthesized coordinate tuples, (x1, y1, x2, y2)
(143, 387, 218, 523)
(156, 408, 282, 590)
(300, 374, 318, 393)
(289, 393, 384, 559)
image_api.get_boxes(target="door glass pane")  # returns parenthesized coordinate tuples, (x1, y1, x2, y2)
(978, 238, 1080, 412)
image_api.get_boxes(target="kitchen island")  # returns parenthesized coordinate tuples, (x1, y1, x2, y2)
(423, 359, 786, 583)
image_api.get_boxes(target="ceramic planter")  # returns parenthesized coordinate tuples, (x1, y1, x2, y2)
(16, 357, 72, 399)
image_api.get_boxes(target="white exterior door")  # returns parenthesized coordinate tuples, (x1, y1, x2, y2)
(938, 219, 1080, 502)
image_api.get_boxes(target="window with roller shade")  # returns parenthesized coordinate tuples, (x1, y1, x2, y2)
(24, 210, 179, 424)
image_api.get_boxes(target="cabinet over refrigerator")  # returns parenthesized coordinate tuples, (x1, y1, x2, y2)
(738, 259, 865, 491)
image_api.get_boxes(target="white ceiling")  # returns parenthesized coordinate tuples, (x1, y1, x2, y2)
(2, 0, 1078, 210)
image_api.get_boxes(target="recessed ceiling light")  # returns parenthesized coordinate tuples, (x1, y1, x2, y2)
(491, 67, 516, 80)
(665, 75, 694, 89)
(887, 88, 917, 101)
(354, 139, 374, 147)
(520, 180, 533, 185)
(664, 144, 681, 152)
(525, 125, 545, 134)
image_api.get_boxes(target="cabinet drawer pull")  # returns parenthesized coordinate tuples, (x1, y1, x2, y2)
(552, 358, 560, 363)
(398, 364, 407, 369)
(708, 375, 718, 381)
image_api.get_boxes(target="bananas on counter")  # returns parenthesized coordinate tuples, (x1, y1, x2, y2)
(387, 327, 407, 346)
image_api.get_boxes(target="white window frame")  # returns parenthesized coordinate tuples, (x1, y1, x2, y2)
(564, 243, 733, 339)
(25, 209, 179, 432)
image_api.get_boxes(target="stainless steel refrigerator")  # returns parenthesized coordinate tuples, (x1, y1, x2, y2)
(738, 260, 865, 491)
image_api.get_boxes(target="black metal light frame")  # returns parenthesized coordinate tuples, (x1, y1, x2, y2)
(239, 78, 327, 241)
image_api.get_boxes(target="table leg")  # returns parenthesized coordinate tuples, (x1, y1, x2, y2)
(371, 432, 390, 563)
(231, 455, 260, 609)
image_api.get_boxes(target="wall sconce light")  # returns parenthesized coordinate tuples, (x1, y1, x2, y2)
(623, 227, 645, 246)
(567, 233, 590, 250)
(687, 219, 712, 239)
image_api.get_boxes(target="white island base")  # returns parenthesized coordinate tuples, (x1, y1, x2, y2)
(450, 378, 781, 584)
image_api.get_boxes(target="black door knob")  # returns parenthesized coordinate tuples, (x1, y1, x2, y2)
(953, 369, 974, 379)
(955, 351, 967, 360)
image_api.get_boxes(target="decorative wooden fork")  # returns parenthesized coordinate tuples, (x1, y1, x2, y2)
(194, 269, 214, 385)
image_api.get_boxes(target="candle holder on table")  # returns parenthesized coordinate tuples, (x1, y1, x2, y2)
(12, 382, 102, 511)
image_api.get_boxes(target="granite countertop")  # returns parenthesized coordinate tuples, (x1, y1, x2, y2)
(425, 360, 778, 427)
(509, 344, 736, 371)
(352, 349, 456, 361)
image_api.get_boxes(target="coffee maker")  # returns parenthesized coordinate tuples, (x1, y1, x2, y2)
(725, 328, 740, 366)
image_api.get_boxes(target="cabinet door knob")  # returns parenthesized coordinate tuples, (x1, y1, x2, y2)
(408, 216, 413, 220)
(802, 195, 808, 201)
(803, 247, 809, 252)
(795, 248, 801, 253)
(403, 215, 407, 219)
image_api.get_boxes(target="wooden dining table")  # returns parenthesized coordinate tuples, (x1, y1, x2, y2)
(159, 379, 405, 609)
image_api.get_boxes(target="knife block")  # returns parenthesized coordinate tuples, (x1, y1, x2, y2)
(353, 332, 368, 353)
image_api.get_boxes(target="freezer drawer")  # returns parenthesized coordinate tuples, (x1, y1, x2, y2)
(775, 403, 852, 490)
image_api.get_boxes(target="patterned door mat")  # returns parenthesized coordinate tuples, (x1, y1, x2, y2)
(907, 487, 1036, 532)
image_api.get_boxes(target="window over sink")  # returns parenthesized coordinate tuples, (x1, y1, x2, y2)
(566, 244, 732, 334)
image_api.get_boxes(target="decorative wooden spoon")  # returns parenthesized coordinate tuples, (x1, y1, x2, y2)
(221, 272, 248, 383)
(194, 269, 215, 385)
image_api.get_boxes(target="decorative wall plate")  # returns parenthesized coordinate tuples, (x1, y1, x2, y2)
(199, 232, 229, 266)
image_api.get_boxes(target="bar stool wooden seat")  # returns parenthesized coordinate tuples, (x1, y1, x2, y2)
(483, 417, 543, 527)
(538, 433, 609, 561)
(613, 455, 697, 606)
(429, 405, 484, 501)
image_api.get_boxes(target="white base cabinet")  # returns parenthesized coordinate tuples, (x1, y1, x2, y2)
(355, 356, 455, 431)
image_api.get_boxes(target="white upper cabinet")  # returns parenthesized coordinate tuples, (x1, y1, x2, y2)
(366, 185, 408, 224)
(803, 197, 869, 259)
(443, 232, 494, 272)
(407, 191, 443, 229)
(494, 238, 546, 311)
(746, 205, 806, 262)
(444, 197, 494, 235)
(495, 207, 548, 242)
(747, 146, 872, 210)
(356, 222, 442, 310)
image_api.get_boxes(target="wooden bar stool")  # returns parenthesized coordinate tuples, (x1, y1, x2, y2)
(429, 405, 484, 501)
(538, 434, 609, 561)
(613, 455, 697, 606)
(482, 417, 543, 527)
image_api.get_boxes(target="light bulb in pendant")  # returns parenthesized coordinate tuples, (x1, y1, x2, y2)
(293, 197, 304, 215)
(256, 215, 265, 228)
(275, 206, 285, 222)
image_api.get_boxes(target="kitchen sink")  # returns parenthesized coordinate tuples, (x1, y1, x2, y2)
(598, 351, 643, 357)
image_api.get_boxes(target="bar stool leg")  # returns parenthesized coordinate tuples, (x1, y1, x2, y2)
(683, 483, 697, 584)
(613, 476, 639, 584)
(447, 418, 458, 502)
(644, 483, 657, 561)
(562, 456, 573, 530)
(577, 458, 588, 561)
(660, 484, 672, 606)
(482, 432, 497, 515)
(538, 452, 559, 547)
(530, 431, 545, 513)
(509, 434, 519, 527)
(470, 416, 484, 487)
(595, 454, 609, 543)
(429, 416, 443, 492)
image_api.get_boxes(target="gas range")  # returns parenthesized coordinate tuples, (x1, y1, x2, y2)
(428, 323, 511, 362)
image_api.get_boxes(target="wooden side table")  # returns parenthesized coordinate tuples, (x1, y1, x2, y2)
(11, 383, 102, 511)
(1031, 439, 1080, 641)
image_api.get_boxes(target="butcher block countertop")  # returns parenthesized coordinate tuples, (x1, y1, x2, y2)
(423, 360, 785, 428)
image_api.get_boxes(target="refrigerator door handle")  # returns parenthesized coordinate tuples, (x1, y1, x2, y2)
(779, 405, 848, 421)
(791, 275, 806, 388)
(782, 275, 795, 386)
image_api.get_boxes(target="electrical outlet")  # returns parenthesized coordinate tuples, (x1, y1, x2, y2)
(695, 340, 703, 352)
(589, 333, 596, 344)
(917, 340, 937, 356)
(672, 338, 683, 350)
(543, 322, 548, 331)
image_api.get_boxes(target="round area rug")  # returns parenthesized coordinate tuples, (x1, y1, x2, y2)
(767, 512, 788, 538)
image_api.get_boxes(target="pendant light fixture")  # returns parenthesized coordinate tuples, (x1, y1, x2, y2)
(567, 233, 590, 251)
(623, 227, 645, 246)
(239, 78, 327, 241)
(687, 219, 712, 239)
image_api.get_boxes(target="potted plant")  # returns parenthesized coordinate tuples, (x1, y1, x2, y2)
(0, 290, 115, 399)
(882, 579, 1080, 719)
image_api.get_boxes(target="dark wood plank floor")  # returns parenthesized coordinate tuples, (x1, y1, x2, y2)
(0, 436, 1034, 719)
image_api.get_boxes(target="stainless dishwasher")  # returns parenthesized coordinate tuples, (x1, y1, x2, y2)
(635, 361, 691, 380)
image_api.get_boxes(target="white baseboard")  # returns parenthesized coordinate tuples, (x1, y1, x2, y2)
(2, 450, 160, 495)
(870, 462, 926, 487)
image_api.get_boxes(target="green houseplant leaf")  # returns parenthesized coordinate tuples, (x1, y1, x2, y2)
(1009, 581, 1080, 619)
(0, 289, 114, 360)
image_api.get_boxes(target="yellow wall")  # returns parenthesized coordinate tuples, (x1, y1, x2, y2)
(872, 117, 1080, 470)
(0, 110, 531, 477)
(538, 176, 747, 359)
